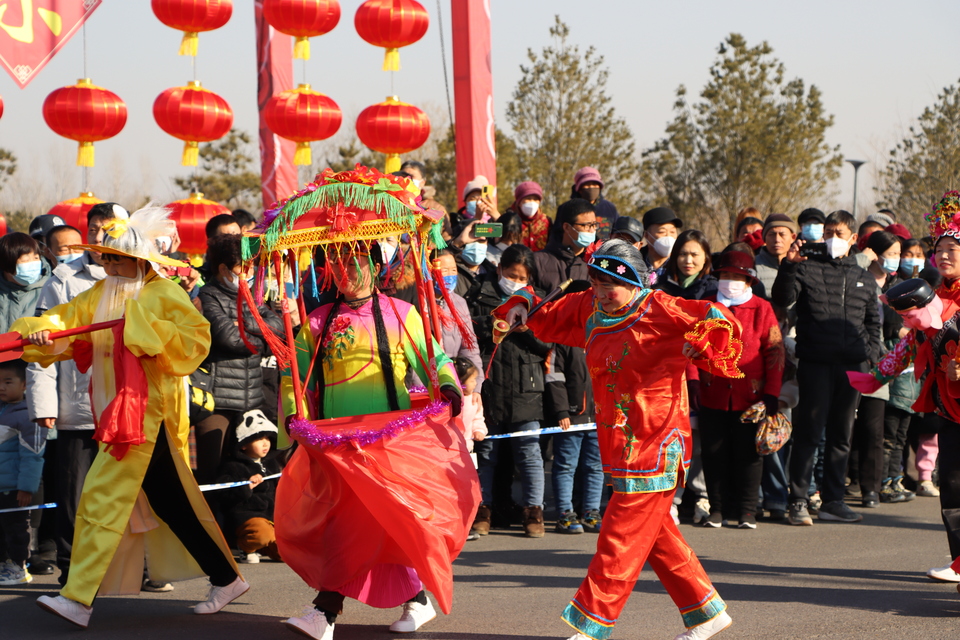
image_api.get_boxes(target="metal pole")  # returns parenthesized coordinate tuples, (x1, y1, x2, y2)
(846, 160, 866, 219)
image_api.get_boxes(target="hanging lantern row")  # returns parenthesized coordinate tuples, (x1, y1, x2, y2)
(152, 0, 233, 56)
(356, 96, 430, 174)
(265, 84, 342, 166)
(263, 0, 340, 60)
(154, 81, 234, 166)
(355, 0, 429, 71)
(166, 191, 230, 256)
(46, 192, 105, 233)
(42, 78, 128, 167)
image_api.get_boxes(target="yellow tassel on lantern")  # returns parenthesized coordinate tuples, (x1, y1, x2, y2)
(294, 36, 311, 60)
(385, 153, 401, 174)
(382, 47, 400, 71)
(179, 31, 199, 56)
(77, 141, 95, 167)
(183, 141, 199, 166)
(294, 141, 312, 166)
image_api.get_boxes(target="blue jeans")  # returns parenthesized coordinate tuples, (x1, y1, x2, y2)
(760, 442, 790, 511)
(552, 430, 603, 514)
(476, 421, 545, 508)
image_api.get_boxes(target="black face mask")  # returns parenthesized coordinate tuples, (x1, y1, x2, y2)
(579, 186, 600, 202)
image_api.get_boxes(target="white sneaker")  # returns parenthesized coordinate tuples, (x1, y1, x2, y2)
(694, 498, 711, 525)
(673, 611, 732, 639)
(670, 503, 680, 525)
(927, 564, 960, 582)
(194, 576, 250, 614)
(282, 608, 335, 639)
(389, 597, 437, 633)
(37, 595, 93, 628)
(566, 634, 593, 640)
(918, 481, 941, 497)
(241, 552, 261, 564)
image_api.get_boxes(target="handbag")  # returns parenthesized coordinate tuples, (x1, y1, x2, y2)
(188, 365, 216, 423)
(755, 413, 792, 456)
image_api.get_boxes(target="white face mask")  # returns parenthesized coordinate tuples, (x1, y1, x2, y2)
(379, 241, 398, 266)
(498, 276, 525, 296)
(717, 279, 748, 300)
(825, 236, 849, 259)
(652, 235, 676, 258)
(519, 201, 540, 219)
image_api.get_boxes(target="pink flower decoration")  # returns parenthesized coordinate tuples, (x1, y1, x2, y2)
(616, 264, 626, 274)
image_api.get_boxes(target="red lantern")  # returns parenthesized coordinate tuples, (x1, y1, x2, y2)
(265, 84, 342, 166)
(0, 213, 6, 236)
(166, 192, 230, 256)
(47, 192, 105, 234)
(263, 0, 340, 60)
(354, 0, 429, 71)
(0, 95, 4, 121)
(151, 0, 233, 56)
(42, 79, 127, 167)
(356, 96, 430, 173)
(154, 81, 233, 166)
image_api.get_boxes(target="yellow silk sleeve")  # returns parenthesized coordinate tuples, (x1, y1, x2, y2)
(10, 282, 101, 367)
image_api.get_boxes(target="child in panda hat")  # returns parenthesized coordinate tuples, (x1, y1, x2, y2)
(214, 409, 283, 564)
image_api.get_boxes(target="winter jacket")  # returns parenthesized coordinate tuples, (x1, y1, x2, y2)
(544, 344, 595, 426)
(454, 258, 494, 302)
(404, 289, 485, 388)
(0, 258, 52, 333)
(700, 294, 784, 412)
(771, 255, 882, 365)
(198, 280, 285, 412)
(26, 254, 105, 430)
(533, 242, 590, 293)
(565, 195, 619, 240)
(212, 452, 282, 531)
(656, 273, 718, 301)
(0, 400, 47, 493)
(469, 275, 552, 428)
(457, 393, 487, 453)
(754, 248, 781, 300)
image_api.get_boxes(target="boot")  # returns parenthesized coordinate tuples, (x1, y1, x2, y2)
(471, 504, 492, 536)
(522, 506, 544, 538)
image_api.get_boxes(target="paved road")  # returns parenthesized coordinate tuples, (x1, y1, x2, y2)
(2, 496, 959, 639)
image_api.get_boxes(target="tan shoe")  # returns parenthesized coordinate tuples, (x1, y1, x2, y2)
(522, 505, 545, 538)
(471, 504, 492, 535)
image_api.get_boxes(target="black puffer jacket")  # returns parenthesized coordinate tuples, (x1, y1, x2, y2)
(656, 273, 718, 300)
(213, 453, 282, 531)
(533, 242, 590, 292)
(198, 281, 285, 412)
(469, 274, 552, 429)
(771, 255, 882, 365)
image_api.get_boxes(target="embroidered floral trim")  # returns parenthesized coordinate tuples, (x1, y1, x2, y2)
(683, 315, 745, 379)
(323, 315, 356, 369)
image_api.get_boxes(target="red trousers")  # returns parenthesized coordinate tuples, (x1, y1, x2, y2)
(561, 488, 725, 639)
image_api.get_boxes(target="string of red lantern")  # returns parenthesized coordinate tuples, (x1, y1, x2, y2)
(262, 0, 340, 60)
(356, 96, 430, 174)
(151, 0, 233, 56)
(265, 85, 342, 166)
(355, 0, 429, 71)
(154, 81, 234, 166)
(42, 79, 128, 167)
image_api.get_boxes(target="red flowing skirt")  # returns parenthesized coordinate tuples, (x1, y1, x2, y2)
(274, 404, 480, 614)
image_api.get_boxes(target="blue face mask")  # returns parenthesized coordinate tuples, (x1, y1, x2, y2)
(57, 252, 83, 265)
(801, 223, 824, 242)
(900, 257, 925, 275)
(13, 260, 43, 286)
(461, 242, 487, 266)
(575, 230, 596, 248)
(882, 257, 900, 274)
(464, 201, 477, 218)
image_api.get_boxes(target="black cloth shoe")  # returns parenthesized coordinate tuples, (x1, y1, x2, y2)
(862, 491, 880, 508)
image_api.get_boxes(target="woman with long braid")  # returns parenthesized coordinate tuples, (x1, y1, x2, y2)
(277, 241, 467, 640)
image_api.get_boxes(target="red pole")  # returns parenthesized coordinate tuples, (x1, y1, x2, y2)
(274, 253, 303, 419)
(411, 239, 440, 399)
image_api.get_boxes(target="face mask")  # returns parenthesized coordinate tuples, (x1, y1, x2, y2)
(414, 179, 425, 190)
(900, 257, 925, 275)
(57, 252, 83, 265)
(464, 201, 477, 218)
(579, 186, 600, 202)
(575, 230, 596, 248)
(519, 201, 540, 219)
(442, 274, 458, 293)
(652, 235, 676, 258)
(881, 257, 900, 274)
(801, 223, 824, 242)
(13, 260, 43, 286)
(379, 241, 398, 266)
(717, 279, 748, 300)
(224, 271, 240, 292)
(499, 276, 525, 296)
(825, 236, 849, 259)
(461, 241, 487, 266)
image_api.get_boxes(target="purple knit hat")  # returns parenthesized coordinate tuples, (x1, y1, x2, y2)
(513, 181, 543, 202)
(573, 167, 604, 191)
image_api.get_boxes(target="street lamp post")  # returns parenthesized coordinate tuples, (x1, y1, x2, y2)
(846, 159, 866, 219)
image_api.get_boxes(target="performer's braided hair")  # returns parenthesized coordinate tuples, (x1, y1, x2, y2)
(314, 243, 399, 418)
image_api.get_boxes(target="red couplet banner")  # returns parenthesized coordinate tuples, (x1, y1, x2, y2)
(451, 0, 496, 204)
(0, 0, 101, 88)
(254, 0, 297, 209)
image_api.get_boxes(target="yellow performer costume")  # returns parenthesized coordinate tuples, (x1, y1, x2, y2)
(12, 206, 244, 628)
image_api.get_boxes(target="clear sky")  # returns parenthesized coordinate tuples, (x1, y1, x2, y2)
(1, 0, 959, 219)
